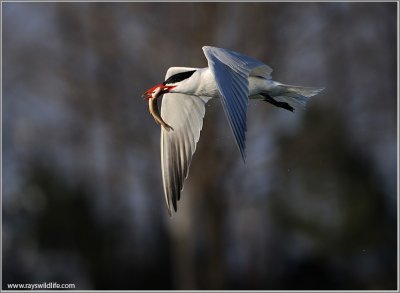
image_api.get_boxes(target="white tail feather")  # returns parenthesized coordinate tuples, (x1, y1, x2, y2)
(274, 84, 325, 109)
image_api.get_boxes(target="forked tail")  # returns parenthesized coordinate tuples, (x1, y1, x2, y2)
(262, 84, 324, 112)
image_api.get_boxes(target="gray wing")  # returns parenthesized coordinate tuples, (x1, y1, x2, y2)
(160, 67, 210, 214)
(202, 46, 272, 160)
(160, 93, 210, 214)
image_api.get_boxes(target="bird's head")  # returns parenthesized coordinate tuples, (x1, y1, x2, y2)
(142, 84, 176, 100)
(142, 69, 198, 100)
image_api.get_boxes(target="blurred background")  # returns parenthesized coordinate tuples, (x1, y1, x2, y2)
(2, 2, 398, 290)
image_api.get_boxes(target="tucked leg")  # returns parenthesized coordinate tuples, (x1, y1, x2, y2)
(261, 93, 294, 112)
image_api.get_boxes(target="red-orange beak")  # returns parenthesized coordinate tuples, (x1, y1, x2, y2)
(142, 84, 176, 99)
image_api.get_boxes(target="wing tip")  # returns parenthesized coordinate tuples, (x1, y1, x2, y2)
(165, 197, 178, 217)
(202, 45, 219, 55)
(172, 196, 178, 213)
(241, 151, 246, 163)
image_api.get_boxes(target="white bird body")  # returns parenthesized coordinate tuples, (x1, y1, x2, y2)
(168, 67, 280, 99)
(143, 46, 324, 214)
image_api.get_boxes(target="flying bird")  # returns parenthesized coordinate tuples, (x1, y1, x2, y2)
(142, 46, 324, 215)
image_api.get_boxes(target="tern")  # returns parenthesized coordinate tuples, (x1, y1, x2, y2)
(143, 46, 324, 214)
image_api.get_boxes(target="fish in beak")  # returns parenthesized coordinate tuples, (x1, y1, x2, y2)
(142, 84, 175, 99)
(143, 84, 175, 131)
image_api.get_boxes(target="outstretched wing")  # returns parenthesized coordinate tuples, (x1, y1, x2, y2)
(202, 46, 272, 160)
(160, 67, 210, 214)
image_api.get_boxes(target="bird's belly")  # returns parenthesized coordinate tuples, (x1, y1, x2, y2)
(195, 70, 278, 98)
